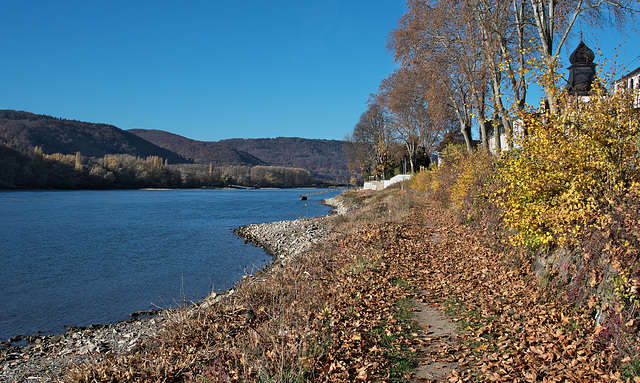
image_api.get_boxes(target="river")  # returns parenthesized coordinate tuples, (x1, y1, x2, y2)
(0, 188, 341, 342)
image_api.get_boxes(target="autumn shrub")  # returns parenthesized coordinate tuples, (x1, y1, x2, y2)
(579, 183, 640, 360)
(449, 149, 496, 213)
(491, 76, 640, 366)
(406, 165, 432, 193)
(429, 144, 468, 205)
(497, 81, 640, 249)
(409, 144, 498, 219)
(408, 144, 463, 205)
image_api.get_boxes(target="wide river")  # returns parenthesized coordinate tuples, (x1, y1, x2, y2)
(0, 188, 342, 342)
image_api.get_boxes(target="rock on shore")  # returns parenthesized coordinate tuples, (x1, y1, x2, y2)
(324, 194, 357, 216)
(235, 218, 328, 263)
(0, 316, 163, 383)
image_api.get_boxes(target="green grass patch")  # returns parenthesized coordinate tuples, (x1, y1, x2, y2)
(367, 297, 419, 382)
(393, 278, 410, 290)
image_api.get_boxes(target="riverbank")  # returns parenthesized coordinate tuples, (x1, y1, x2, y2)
(0, 316, 163, 382)
(0, 194, 347, 382)
(7, 186, 628, 382)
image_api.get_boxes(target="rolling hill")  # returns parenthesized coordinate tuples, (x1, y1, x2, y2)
(129, 131, 350, 182)
(220, 137, 349, 181)
(128, 129, 266, 167)
(0, 110, 350, 183)
(0, 110, 189, 164)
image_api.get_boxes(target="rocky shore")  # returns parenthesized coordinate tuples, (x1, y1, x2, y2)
(0, 195, 347, 382)
(0, 315, 164, 382)
(235, 218, 328, 262)
(323, 195, 353, 216)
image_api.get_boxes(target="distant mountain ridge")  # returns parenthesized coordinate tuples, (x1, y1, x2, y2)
(128, 130, 349, 182)
(221, 137, 349, 181)
(0, 110, 349, 182)
(0, 110, 189, 164)
(128, 129, 266, 167)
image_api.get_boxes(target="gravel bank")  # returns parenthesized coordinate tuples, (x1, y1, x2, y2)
(234, 218, 328, 263)
(323, 195, 353, 216)
(0, 315, 163, 382)
(233, 195, 350, 265)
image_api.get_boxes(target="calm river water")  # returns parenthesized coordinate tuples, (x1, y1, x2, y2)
(0, 188, 341, 341)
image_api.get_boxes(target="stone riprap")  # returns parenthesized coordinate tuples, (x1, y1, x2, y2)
(0, 316, 163, 382)
(235, 218, 328, 263)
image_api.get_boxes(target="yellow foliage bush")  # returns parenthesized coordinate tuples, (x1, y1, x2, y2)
(410, 144, 497, 213)
(497, 81, 640, 248)
(408, 166, 433, 193)
(450, 149, 495, 211)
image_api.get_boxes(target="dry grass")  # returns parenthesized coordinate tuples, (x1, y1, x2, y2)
(68, 188, 414, 382)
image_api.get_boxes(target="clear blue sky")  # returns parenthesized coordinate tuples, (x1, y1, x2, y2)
(0, 1, 406, 142)
(0, 1, 636, 142)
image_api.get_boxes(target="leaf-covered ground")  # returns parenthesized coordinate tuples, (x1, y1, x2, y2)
(317, 191, 633, 382)
(67, 189, 636, 382)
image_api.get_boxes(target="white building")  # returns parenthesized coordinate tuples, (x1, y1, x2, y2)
(362, 174, 412, 191)
(614, 66, 640, 107)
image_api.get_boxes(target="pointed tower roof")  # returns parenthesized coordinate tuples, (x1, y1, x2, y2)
(569, 40, 596, 66)
(566, 39, 597, 96)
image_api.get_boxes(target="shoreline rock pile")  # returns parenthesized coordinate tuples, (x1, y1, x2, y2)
(322, 195, 353, 216)
(234, 218, 328, 263)
(0, 316, 164, 382)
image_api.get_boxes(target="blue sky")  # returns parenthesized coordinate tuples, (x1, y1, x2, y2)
(0, 1, 406, 141)
(0, 1, 637, 142)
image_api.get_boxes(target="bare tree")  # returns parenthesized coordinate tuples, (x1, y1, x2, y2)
(345, 101, 393, 179)
(467, 0, 536, 150)
(378, 67, 449, 172)
(389, 0, 486, 152)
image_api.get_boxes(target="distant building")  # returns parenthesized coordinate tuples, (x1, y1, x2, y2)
(565, 39, 597, 100)
(489, 40, 598, 156)
(488, 120, 524, 154)
(614, 65, 640, 107)
(362, 174, 411, 191)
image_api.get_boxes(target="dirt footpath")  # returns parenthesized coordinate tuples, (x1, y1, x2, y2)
(325, 192, 624, 381)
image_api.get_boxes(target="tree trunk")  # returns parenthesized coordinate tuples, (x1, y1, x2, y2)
(460, 122, 473, 152)
(479, 121, 488, 150)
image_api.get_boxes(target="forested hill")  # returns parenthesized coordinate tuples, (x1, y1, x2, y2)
(0, 110, 189, 164)
(0, 110, 350, 184)
(129, 130, 350, 182)
(128, 129, 266, 167)
(220, 137, 349, 181)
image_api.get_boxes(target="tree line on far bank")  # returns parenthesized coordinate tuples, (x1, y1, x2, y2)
(0, 146, 316, 189)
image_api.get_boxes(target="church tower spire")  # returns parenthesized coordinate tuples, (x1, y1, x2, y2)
(565, 39, 597, 96)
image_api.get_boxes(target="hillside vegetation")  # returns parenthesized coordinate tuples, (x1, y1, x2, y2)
(128, 131, 349, 183)
(0, 110, 349, 188)
(221, 137, 349, 182)
(0, 110, 188, 163)
(128, 129, 266, 167)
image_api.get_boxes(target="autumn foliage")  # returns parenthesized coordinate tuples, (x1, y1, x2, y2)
(409, 68, 640, 375)
(498, 82, 640, 248)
